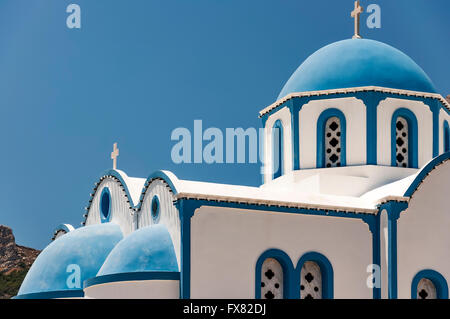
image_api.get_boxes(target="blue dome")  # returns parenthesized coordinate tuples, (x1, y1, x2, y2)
(97, 224, 178, 276)
(278, 39, 436, 99)
(17, 223, 123, 298)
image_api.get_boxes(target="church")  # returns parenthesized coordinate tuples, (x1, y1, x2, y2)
(16, 2, 450, 299)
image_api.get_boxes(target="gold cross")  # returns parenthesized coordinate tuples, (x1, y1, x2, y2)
(111, 142, 119, 170)
(351, 0, 364, 39)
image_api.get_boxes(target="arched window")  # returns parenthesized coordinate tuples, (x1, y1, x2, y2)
(444, 120, 450, 153)
(391, 108, 418, 168)
(100, 187, 111, 223)
(411, 270, 448, 299)
(417, 278, 437, 299)
(272, 120, 284, 179)
(260, 258, 283, 299)
(300, 261, 322, 299)
(317, 109, 346, 168)
(394, 116, 409, 167)
(296, 252, 334, 299)
(255, 249, 293, 299)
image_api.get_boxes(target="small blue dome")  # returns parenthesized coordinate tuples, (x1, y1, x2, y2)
(97, 224, 178, 276)
(17, 223, 123, 297)
(278, 39, 436, 99)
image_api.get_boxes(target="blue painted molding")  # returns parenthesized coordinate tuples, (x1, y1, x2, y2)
(255, 249, 295, 299)
(316, 108, 347, 168)
(404, 152, 450, 197)
(444, 120, 450, 153)
(272, 119, 284, 179)
(295, 252, 334, 299)
(52, 224, 74, 236)
(174, 199, 201, 299)
(83, 271, 180, 289)
(289, 99, 300, 170)
(100, 187, 111, 223)
(362, 213, 381, 299)
(390, 108, 419, 168)
(378, 200, 408, 299)
(356, 92, 386, 165)
(260, 90, 446, 120)
(411, 269, 449, 299)
(14, 289, 84, 299)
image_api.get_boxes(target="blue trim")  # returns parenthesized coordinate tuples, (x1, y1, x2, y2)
(289, 100, 300, 170)
(411, 269, 449, 299)
(404, 152, 450, 197)
(378, 201, 408, 299)
(89, 169, 179, 217)
(296, 252, 334, 299)
(83, 271, 180, 289)
(151, 195, 161, 223)
(255, 249, 295, 299)
(261, 90, 445, 120)
(390, 108, 419, 168)
(100, 187, 111, 223)
(272, 120, 284, 179)
(316, 108, 346, 168)
(52, 224, 73, 235)
(444, 120, 450, 153)
(370, 213, 381, 299)
(14, 289, 84, 299)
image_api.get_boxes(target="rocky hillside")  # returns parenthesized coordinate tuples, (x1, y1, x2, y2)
(0, 225, 40, 298)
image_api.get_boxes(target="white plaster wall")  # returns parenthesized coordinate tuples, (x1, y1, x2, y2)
(379, 209, 388, 299)
(397, 160, 450, 299)
(264, 107, 292, 183)
(298, 97, 366, 169)
(138, 179, 181, 269)
(85, 178, 134, 236)
(84, 280, 179, 299)
(190, 206, 373, 299)
(439, 108, 450, 154)
(377, 98, 433, 168)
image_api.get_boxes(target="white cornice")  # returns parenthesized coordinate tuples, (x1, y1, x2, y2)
(259, 86, 450, 118)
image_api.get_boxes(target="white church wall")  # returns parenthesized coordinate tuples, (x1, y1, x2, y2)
(439, 108, 450, 154)
(298, 97, 366, 169)
(138, 179, 181, 269)
(379, 209, 389, 299)
(189, 206, 373, 299)
(397, 160, 450, 299)
(85, 178, 134, 236)
(264, 107, 292, 183)
(377, 98, 433, 168)
(84, 280, 179, 299)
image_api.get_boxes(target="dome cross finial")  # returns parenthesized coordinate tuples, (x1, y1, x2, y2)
(111, 142, 119, 170)
(351, 0, 364, 39)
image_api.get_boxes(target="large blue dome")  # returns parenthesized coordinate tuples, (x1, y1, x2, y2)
(16, 223, 123, 298)
(278, 39, 436, 99)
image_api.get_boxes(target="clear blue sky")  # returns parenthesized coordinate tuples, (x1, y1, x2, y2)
(0, 0, 448, 249)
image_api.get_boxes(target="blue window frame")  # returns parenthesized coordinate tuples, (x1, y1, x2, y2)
(316, 108, 346, 168)
(411, 269, 448, 299)
(255, 249, 294, 299)
(272, 120, 284, 179)
(151, 195, 161, 223)
(100, 187, 111, 223)
(296, 252, 334, 299)
(391, 108, 418, 168)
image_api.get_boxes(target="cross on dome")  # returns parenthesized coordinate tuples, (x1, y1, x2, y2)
(111, 142, 119, 170)
(351, 0, 364, 39)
